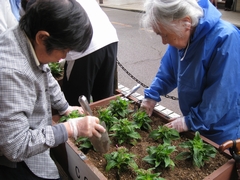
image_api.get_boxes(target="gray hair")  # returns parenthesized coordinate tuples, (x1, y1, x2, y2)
(141, 0, 203, 34)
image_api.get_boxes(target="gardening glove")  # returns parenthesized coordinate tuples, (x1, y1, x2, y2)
(140, 98, 157, 116)
(59, 105, 84, 116)
(68, 116, 106, 140)
(165, 116, 188, 133)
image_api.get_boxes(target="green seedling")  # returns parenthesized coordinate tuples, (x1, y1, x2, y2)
(149, 125, 180, 144)
(98, 108, 118, 131)
(108, 96, 132, 118)
(132, 109, 152, 131)
(176, 131, 217, 168)
(109, 118, 141, 145)
(104, 147, 138, 174)
(135, 168, 165, 180)
(59, 110, 84, 122)
(143, 142, 176, 169)
(75, 137, 92, 150)
(49, 62, 63, 78)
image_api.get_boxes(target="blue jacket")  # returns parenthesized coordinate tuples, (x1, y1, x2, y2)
(144, 0, 240, 144)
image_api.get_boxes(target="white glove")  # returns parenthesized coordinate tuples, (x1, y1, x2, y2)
(59, 105, 84, 116)
(165, 116, 188, 132)
(140, 98, 157, 116)
(68, 116, 106, 140)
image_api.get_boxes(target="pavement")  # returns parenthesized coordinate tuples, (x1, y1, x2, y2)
(99, 0, 240, 28)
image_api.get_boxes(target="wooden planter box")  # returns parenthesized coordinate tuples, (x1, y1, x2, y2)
(52, 93, 237, 180)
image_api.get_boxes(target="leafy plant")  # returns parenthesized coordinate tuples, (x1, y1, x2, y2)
(108, 96, 132, 118)
(132, 109, 152, 131)
(175, 131, 217, 168)
(98, 108, 118, 131)
(135, 168, 165, 180)
(75, 137, 92, 150)
(49, 62, 64, 78)
(149, 125, 180, 144)
(104, 147, 138, 174)
(59, 110, 84, 122)
(143, 142, 176, 169)
(109, 118, 141, 145)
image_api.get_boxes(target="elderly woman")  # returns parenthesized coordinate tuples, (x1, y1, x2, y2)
(0, 0, 106, 179)
(140, 0, 240, 145)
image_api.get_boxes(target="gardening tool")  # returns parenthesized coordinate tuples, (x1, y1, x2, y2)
(78, 95, 110, 153)
(219, 139, 240, 179)
(124, 84, 141, 98)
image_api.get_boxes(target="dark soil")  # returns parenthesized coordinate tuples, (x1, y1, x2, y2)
(74, 101, 230, 180)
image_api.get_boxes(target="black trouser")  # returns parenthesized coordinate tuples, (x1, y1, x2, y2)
(225, 0, 233, 9)
(0, 162, 61, 180)
(63, 42, 118, 105)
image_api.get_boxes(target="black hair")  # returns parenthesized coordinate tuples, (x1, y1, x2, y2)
(19, 0, 93, 53)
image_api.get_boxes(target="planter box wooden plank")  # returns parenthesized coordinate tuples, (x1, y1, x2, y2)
(52, 93, 237, 180)
(66, 140, 107, 180)
(203, 159, 236, 180)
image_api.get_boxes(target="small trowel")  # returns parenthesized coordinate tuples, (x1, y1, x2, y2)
(124, 84, 141, 98)
(78, 95, 110, 153)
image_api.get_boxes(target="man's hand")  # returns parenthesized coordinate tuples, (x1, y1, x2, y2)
(165, 116, 188, 132)
(140, 98, 157, 116)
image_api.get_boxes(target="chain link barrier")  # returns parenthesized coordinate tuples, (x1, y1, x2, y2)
(116, 59, 178, 100)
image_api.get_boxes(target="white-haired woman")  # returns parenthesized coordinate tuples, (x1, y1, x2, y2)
(140, 0, 240, 145)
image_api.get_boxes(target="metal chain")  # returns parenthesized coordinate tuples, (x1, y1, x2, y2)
(116, 59, 178, 100)
(117, 59, 149, 88)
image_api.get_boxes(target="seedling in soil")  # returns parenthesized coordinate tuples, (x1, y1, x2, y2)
(143, 142, 176, 169)
(135, 168, 165, 180)
(75, 137, 92, 150)
(109, 118, 141, 145)
(132, 109, 152, 131)
(98, 108, 118, 131)
(108, 96, 133, 118)
(149, 125, 180, 144)
(59, 110, 84, 122)
(104, 147, 138, 176)
(175, 131, 217, 168)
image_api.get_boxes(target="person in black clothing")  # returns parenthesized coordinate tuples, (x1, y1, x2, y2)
(225, 0, 233, 11)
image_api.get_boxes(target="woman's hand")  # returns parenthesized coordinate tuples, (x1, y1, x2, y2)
(64, 106, 84, 116)
(140, 98, 157, 116)
(165, 116, 188, 132)
(66, 116, 106, 140)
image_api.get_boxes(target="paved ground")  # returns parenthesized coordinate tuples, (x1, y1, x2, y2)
(99, 0, 240, 28)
